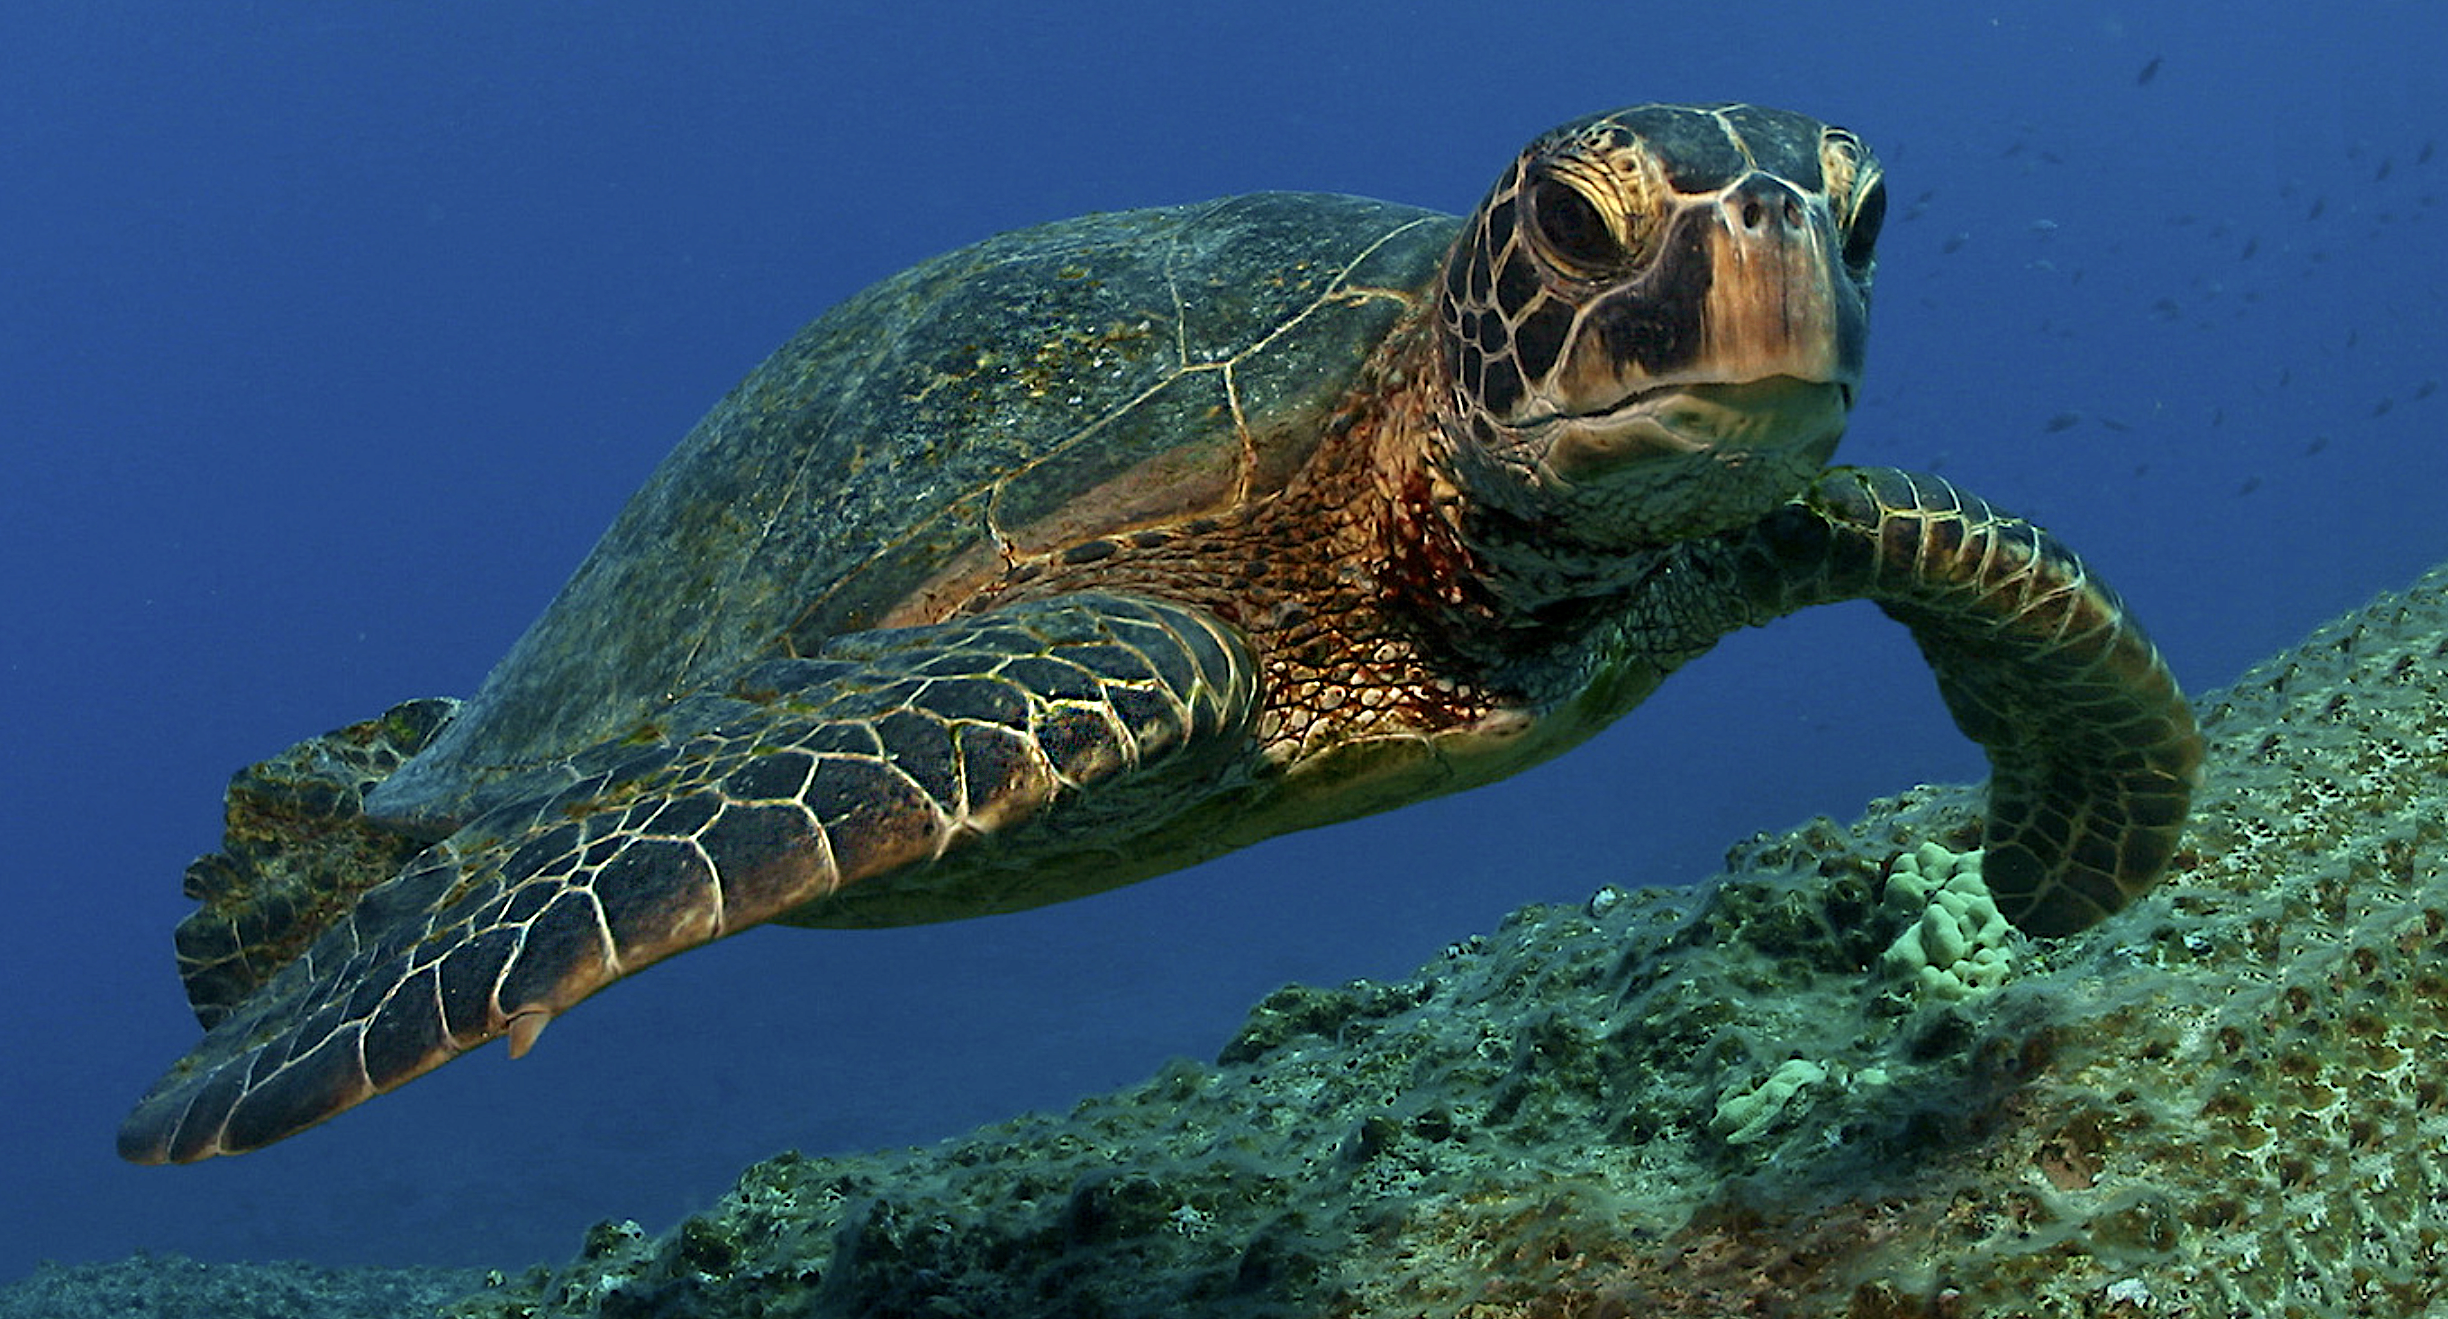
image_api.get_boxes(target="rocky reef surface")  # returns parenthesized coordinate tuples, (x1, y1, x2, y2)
(0, 1257, 486, 1319)
(439, 565, 2447, 1317)
(18, 564, 2444, 1318)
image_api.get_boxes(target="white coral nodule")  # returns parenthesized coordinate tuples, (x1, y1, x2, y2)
(1710, 1058, 1829, 1146)
(1879, 842, 2014, 1002)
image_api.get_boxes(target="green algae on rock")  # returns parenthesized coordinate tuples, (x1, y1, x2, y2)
(0, 1256, 486, 1319)
(450, 565, 2446, 1318)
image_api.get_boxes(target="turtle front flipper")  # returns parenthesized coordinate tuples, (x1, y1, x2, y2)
(117, 592, 1255, 1163)
(1726, 466, 2203, 936)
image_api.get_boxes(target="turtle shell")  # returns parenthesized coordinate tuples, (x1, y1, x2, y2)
(367, 192, 1460, 831)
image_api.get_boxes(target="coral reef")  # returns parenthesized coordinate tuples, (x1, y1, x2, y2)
(439, 565, 2448, 1318)
(0, 1256, 484, 1319)
(26, 567, 2429, 1317)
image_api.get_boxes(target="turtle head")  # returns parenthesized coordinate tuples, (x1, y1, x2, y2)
(1438, 103, 1883, 546)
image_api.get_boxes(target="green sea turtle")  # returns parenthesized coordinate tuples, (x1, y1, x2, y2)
(120, 103, 2203, 1163)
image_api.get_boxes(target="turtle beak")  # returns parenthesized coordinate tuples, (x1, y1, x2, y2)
(1557, 174, 1865, 409)
(1691, 172, 1867, 396)
(1539, 171, 1865, 486)
(1543, 375, 1848, 481)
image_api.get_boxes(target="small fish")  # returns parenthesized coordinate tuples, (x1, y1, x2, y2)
(2374, 397, 2395, 417)
(2240, 237, 2258, 260)
(1942, 232, 1969, 254)
(2414, 379, 2437, 400)
(2044, 411, 2083, 433)
(2378, 158, 2395, 183)
(2099, 416, 2131, 432)
(2421, 140, 2436, 166)
(2305, 435, 2330, 456)
(2137, 56, 2163, 85)
(2238, 476, 2261, 496)
(2309, 197, 2327, 220)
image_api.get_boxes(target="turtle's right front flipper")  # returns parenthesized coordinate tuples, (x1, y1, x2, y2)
(117, 592, 1255, 1163)
(1722, 466, 2203, 937)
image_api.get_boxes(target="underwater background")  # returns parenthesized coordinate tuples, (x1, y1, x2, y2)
(2, 0, 2440, 1288)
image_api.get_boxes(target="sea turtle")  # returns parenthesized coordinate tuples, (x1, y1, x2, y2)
(121, 103, 2203, 1163)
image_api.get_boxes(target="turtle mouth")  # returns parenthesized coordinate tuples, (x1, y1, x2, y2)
(1539, 375, 1851, 481)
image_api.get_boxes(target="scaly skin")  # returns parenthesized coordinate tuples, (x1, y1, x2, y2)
(117, 461, 2200, 1161)
(1721, 467, 2201, 934)
(121, 596, 1258, 1162)
(121, 103, 2200, 1162)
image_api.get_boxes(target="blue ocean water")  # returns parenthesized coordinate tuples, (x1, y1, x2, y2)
(3, 0, 2440, 1282)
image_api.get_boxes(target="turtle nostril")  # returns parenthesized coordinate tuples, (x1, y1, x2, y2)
(1728, 176, 1807, 236)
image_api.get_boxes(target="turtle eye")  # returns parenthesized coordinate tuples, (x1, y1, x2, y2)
(1841, 177, 1886, 274)
(1528, 176, 1620, 272)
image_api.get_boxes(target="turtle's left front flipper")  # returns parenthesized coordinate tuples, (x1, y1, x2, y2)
(1725, 466, 2203, 936)
(117, 592, 1255, 1162)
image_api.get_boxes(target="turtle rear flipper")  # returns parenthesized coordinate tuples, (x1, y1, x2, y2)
(172, 698, 460, 1029)
(1728, 466, 2203, 935)
(117, 594, 1255, 1163)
